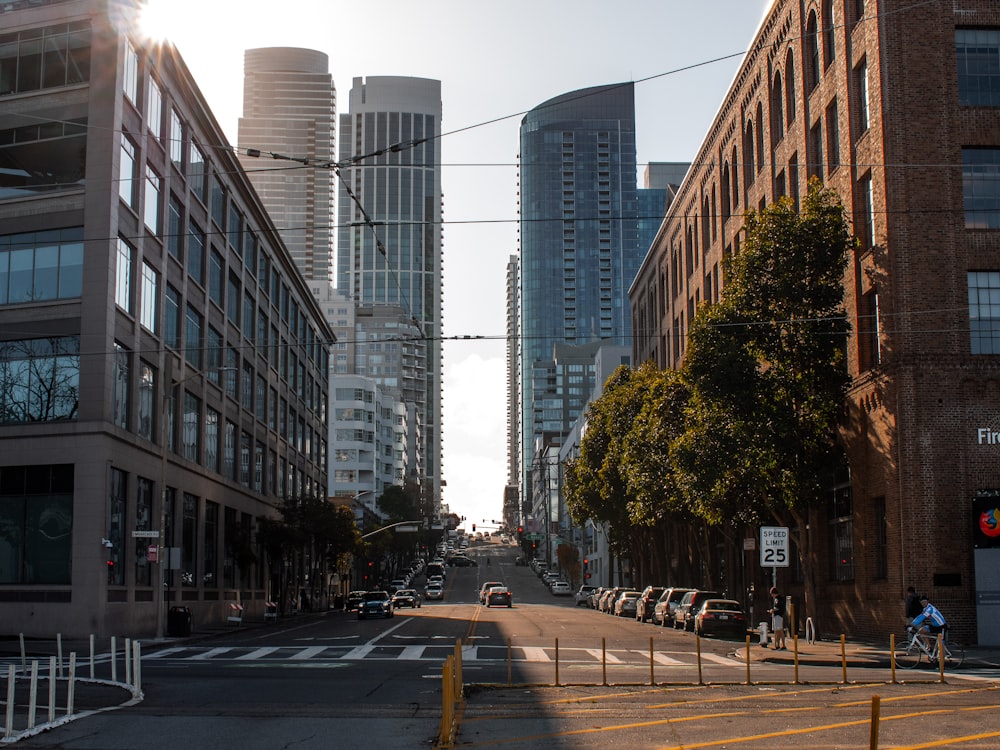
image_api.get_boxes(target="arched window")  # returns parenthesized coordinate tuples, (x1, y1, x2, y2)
(822, 0, 835, 69)
(771, 71, 784, 145)
(702, 194, 711, 251)
(805, 11, 819, 92)
(721, 162, 732, 217)
(731, 146, 740, 209)
(756, 102, 765, 174)
(785, 49, 796, 126)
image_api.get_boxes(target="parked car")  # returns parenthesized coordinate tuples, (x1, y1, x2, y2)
(635, 586, 665, 623)
(575, 585, 596, 606)
(598, 587, 621, 613)
(674, 590, 721, 631)
(388, 579, 407, 592)
(390, 589, 421, 609)
(344, 590, 366, 612)
(550, 581, 572, 596)
(588, 587, 607, 609)
(424, 582, 444, 601)
(486, 586, 512, 607)
(447, 555, 477, 567)
(358, 590, 394, 619)
(693, 599, 748, 638)
(613, 590, 641, 617)
(653, 587, 693, 627)
(479, 581, 505, 604)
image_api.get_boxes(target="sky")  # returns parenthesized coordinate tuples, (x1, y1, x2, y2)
(140, 0, 772, 530)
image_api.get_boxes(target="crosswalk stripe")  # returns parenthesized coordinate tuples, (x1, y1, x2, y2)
(190, 647, 233, 660)
(521, 647, 551, 662)
(236, 647, 280, 660)
(290, 646, 327, 660)
(586, 648, 622, 663)
(400, 646, 426, 660)
(340, 645, 375, 660)
(652, 652, 686, 666)
(700, 652, 743, 666)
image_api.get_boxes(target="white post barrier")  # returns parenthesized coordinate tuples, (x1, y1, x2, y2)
(227, 602, 244, 626)
(5, 667, 15, 739)
(759, 621, 769, 648)
(28, 661, 38, 730)
(132, 641, 142, 698)
(89, 635, 95, 679)
(47, 656, 55, 722)
(66, 653, 76, 716)
(124, 638, 132, 687)
(19, 633, 26, 671)
(110, 637, 117, 683)
(56, 633, 63, 678)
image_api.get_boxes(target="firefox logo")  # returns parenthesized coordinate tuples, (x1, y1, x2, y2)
(980, 507, 1000, 538)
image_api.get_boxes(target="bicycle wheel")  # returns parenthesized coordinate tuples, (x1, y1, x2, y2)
(945, 642, 965, 669)
(894, 640, 923, 669)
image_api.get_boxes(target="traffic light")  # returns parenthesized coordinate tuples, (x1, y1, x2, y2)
(472, 523, 476, 532)
(583, 557, 591, 580)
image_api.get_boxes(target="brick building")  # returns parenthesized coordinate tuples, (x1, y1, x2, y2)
(630, 0, 1000, 644)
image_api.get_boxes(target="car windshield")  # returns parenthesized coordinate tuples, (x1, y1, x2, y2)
(363, 591, 389, 602)
(706, 601, 742, 612)
(394, 590, 415, 597)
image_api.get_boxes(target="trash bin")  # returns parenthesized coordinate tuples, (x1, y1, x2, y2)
(168, 606, 192, 637)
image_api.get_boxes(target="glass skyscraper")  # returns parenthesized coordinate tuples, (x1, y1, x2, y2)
(517, 82, 639, 496)
(337, 76, 444, 508)
(238, 47, 336, 282)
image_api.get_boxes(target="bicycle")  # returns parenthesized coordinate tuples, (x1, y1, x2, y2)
(894, 626, 965, 669)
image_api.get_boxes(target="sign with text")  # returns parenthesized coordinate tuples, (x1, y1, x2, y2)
(760, 526, 790, 567)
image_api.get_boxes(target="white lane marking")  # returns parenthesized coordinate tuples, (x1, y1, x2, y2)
(586, 648, 622, 663)
(340, 645, 375, 660)
(400, 646, 426, 660)
(290, 646, 327, 659)
(235, 647, 280, 660)
(699, 652, 744, 666)
(521, 647, 551, 662)
(190, 647, 233, 660)
(652, 652, 686, 666)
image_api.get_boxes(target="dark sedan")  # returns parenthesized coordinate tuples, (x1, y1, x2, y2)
(486, 586, 512, 607)
(344, 590, 365, 612)
(693, 599, 748, 638)
(357, 590, 394, 619)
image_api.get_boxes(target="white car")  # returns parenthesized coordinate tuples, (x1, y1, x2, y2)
(424, 582, 444, 600)
(550, 581, 572, 595)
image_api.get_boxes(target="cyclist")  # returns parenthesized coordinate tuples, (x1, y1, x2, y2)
(909, 595, 947, 642)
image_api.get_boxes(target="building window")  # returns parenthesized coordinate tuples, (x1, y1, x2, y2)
(205, 406, 219, 472)
(119, 134, 137, 208)
(164, 284, 180, 349)
(107, 467, 127, 585)
(189, 143, 206, 203)
(771, 72, 784, 145)
(241, 359, 253, 411)
(206, 326, 223, 382)
(147, 76, 162, 141)
(184, 304, 202, 369)
(225, 347, 239, 399)
(0, 465, 73, 584)
(853, 58, 869, 136)
(240, 430, 251, 486)
(963, 148, 1000, 228)
(134, 476, 153, 586)
(784, 49, 796, 127)
(0, 22, 91, 96)
(856, 172, 874, 248)
(122, 38, 138, 105)
(209, 249, 224, 306)
(224, 420, 237, 480)
(808, 120, 823, 181)
(181, 493, 198, 586)
(969, 271, 1000, 354)
(140, 261, 158, 333)
(805, 11, 820, 92)
(858, 288, 881, 370)
(138, 360, 155, 441)
(0, 336, 80, 424)
(0, 117, 88, 200)
(166, 194, 183, 259)
(144, 165, 161, 235)
(113, 342, 130, 430)
(825, 99, 840, 175)
(182, 390, 200, 462)
(187, 220, 204, 286)
(822, 0, 835, 69)
(211, 176, 225, 228)
(169, 108, 183, 172)
(227, 273, 240, 326)
(203, 501, 218, 588)
(828, 465, 854, 582)
(957, 28, 1000, 107)
(115, 237, 133, 313)
(0, 228, 84, 304)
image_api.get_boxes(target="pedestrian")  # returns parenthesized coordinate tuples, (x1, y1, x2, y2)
(767, 586, 786, 650)
(904, 586, 922, 626)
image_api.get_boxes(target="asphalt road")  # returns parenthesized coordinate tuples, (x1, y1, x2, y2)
(8, 539, 999, 749)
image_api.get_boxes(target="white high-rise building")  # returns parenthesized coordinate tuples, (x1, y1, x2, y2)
(337, 76, 444, 512)
(238, 47, 336, 282)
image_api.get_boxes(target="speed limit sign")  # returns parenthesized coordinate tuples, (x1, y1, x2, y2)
(760, 526, 789, 567)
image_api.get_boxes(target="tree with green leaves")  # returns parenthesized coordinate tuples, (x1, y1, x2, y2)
(679, 180, 854, 619)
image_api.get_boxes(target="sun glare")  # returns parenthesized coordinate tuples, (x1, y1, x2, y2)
(137, 0, 184, 44)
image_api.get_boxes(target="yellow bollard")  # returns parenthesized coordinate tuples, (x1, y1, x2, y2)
(841, 634, 847, 685)
(869, 694, 881, 750)
(554, 638, 559, 686)
(793, 633, 800, 685)
(744, 634, 751, 685)
(695, 630, 703, 685)
(439, 656, 454, 748)
(649, 637, 655, 686)
(937, 633, 945, 683)
(890, 633, 897, 684)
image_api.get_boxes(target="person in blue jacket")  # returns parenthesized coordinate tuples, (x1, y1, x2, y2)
(910, 595, 947, 639)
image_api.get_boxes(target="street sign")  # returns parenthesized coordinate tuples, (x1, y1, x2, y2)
(525, 533, 543, 541)
(759, 526, 789, 567)
(132, 530, 160, 539)
(146, 544, 158, 562)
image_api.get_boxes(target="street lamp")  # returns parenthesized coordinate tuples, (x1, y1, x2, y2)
(155, 362, 235, 639)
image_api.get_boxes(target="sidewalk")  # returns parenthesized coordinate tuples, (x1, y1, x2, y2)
(737, 633, 1000, 669)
